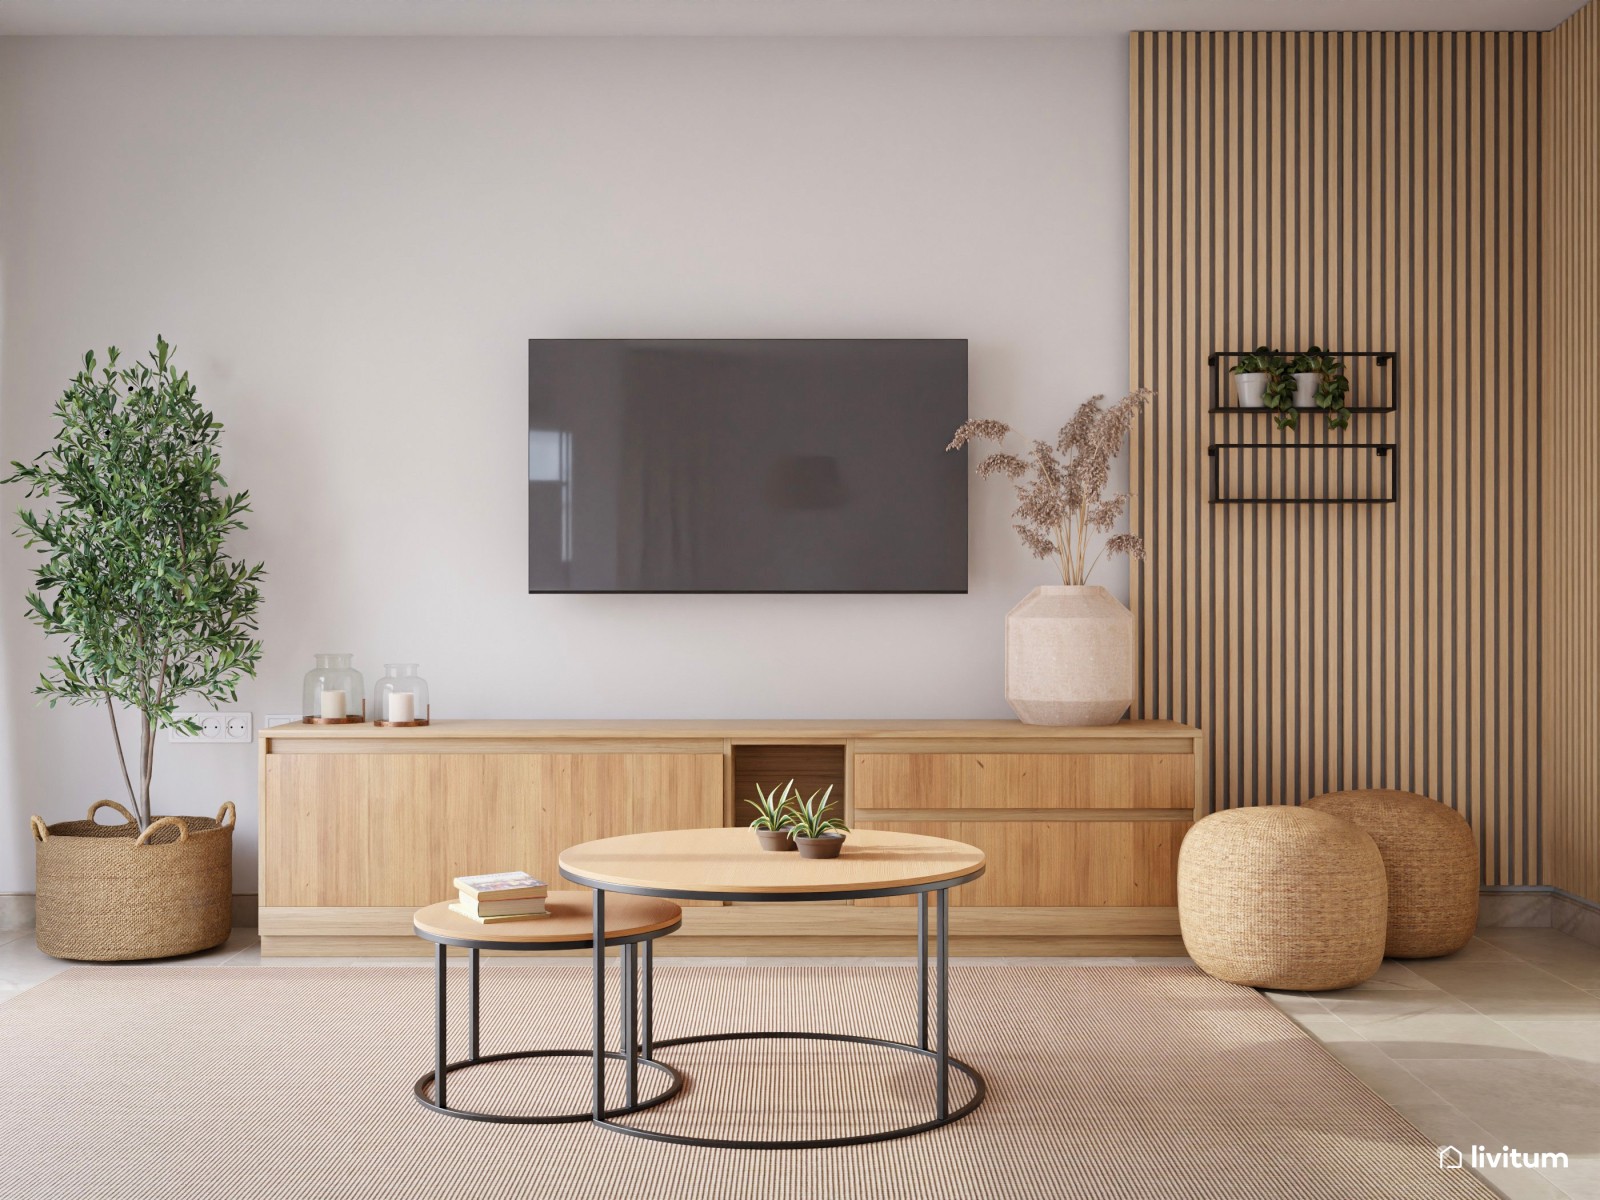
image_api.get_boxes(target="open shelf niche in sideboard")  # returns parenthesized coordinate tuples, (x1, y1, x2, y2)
(729, 742, 847, 827)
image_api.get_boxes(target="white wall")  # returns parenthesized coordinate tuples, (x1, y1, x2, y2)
(0, 35, 1129, 893)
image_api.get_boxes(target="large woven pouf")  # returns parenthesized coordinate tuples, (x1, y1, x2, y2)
(1304, 789, 1478, 958)
(1178, 807, 1387, 991)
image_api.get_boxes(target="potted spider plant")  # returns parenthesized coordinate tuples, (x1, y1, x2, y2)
(745, 780, 799, 852)
(790, 786, 848, 859)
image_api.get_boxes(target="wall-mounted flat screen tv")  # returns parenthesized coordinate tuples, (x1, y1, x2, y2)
(528, 339, 968, 593)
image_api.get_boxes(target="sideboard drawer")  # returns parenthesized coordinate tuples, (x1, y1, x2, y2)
(852, 752, 1196, 813)
(851, 816, 1188, 908)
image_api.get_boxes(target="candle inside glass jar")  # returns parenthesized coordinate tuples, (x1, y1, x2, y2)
(387, 692, 415, 723)
(319, 689, 347, 720)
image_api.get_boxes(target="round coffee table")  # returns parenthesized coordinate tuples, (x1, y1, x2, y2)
(412, 890, 683, 1123)
(558, 827, 987, 1149)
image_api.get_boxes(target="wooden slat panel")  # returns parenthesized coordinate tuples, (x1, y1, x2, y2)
(1544, 2, 1600, 905)
(1130, 30, 1542, 887)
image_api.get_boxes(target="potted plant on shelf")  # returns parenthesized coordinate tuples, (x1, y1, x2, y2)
(947, 390, 1150, 725)
(6, 338, 265, 961)
(789, 786, 848, 859)
(745, 780, 799, 852)
(1229, 347, 1283, 409)
(1286, 346, 1352, 430)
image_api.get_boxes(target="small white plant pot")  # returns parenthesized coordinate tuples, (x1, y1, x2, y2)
(1234, 372, 1269, 408)
(1293, 372, 1322, 409)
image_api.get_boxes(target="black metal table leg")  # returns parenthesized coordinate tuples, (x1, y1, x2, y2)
(468, 947, 481, 1063)
(592, 887, 606, 1120)
(917, 892, 929, 1050)
(622, 943, 639, 1108)
(414, 900, 683, 1126)
(435, 941, 448, 1111)
(936, 887, 949, 1119)
(641, 939, 654, 1061)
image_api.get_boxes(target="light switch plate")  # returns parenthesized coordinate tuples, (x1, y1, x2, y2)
(168, 711, 253, 744)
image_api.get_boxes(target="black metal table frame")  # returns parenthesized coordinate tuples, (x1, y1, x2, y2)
(559, 866, 988, 1150)
(413, 917, 684, 1124)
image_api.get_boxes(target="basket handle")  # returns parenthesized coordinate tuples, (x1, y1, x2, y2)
(135, 816, 190, 847)
(30, 816, 48, 843)
(88, 799, 137, 826)
(216, 801, 237, 830)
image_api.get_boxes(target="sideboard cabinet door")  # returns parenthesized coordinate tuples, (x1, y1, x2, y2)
(263, 751, 724, 907)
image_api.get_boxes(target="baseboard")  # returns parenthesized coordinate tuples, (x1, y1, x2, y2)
(1551, 889, 1600, 949)
(0, 893, 35, 934)
(1477, 886, 1600, 949)
(1477, 886, 1553, 929)
(1, 893, 259, 932)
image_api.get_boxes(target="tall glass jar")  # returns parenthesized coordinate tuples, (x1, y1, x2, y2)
(373, 663, 430, 726)
(302, 653, 366, 723)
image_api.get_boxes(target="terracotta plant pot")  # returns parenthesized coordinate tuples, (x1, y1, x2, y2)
(755, 827, 797, 852)
(795, 833, 846, 859)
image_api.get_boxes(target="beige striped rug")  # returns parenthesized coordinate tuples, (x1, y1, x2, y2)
(0, 963, 1494, 1200)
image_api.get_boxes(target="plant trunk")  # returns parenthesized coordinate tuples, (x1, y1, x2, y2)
(138, 712, 155, 829)
(104, 697, 142, 827)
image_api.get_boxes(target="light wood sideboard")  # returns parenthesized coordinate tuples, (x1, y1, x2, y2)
(258, 719, 1204, 957)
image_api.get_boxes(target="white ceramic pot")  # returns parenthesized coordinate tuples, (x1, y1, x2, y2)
(1233, 372, 1268, 408)
(1293, 371, 1321, 408)
(1004, 585, 1134, 727)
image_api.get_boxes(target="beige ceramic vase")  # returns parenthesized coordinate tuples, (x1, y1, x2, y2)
(1004, 585, 1134, 726)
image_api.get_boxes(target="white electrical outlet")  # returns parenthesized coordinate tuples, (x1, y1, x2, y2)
(264, 714, 302, 730)
(169, 711, 253, 744)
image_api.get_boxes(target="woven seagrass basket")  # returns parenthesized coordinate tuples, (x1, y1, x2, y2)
(30, 799, 235, 962)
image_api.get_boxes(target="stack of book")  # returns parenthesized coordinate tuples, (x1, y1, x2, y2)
(449, 872, 550, 923)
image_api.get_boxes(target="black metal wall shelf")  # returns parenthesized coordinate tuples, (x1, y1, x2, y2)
(1208, 349, 1398, 414)
(1208, 442, 1399, 505)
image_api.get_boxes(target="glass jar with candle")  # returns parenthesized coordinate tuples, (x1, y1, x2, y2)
(302, 653, 366, 723)
(373, 663, 430, 727)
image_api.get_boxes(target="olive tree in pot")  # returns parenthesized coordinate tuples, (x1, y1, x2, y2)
(7, 338, 265, 961)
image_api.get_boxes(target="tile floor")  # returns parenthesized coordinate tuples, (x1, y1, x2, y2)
(0, 925, 1595, 1199)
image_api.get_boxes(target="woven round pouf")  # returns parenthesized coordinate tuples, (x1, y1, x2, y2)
(1178, 807, 1387, 991)
(1304, 790, 1478, 959)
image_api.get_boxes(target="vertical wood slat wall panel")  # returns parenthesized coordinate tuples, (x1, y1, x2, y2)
(1129, 31, 1541, 887)
(1544, 2, 1600, 905)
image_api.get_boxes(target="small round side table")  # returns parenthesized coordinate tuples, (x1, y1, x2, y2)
(412, 890, 683, 1124)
